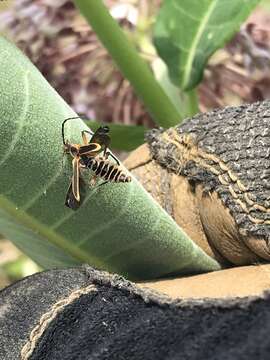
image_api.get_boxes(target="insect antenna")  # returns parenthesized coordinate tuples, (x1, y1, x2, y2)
(62, 116, 95, 145)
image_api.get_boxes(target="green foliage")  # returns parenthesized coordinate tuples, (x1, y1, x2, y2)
(74, 0, 259, 123)
(74, 0, 182, 127)
(2, 255, 40, 282)
(261, 0, 270, 10)
(85, 121, 145, 151)
(0, 37, 220, 280)
(154, 0, 260, 90)
(152, 58, 200, 118)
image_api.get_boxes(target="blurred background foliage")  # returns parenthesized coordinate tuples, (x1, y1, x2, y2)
(2, 0, 270, 129)
(1, 0, 270, 287)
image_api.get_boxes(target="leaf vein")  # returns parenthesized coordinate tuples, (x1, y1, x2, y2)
(173, 3, 200, 22)
(0, 71, 30, 166)
(182, 0, 218, 88)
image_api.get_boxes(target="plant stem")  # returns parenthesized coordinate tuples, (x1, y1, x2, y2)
(74, 0, 182, 127)
(186, 89, 199, 116)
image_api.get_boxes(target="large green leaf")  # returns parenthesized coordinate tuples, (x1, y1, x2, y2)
(154, 0, 260, 90)
(0, 36, 220, 280)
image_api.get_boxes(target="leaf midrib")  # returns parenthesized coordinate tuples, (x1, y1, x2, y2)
(0, 194, 105, 268)
(182, 0, 217, 88)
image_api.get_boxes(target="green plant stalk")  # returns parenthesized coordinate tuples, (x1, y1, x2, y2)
(73, 0, 182, 127)
(186, 89, 199, 117)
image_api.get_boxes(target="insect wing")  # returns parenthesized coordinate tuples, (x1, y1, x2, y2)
(72, 157, 81, 202)
(65, 182, 80, 210)
(78, 143, 101, 156)
(65, 175, 87, 211)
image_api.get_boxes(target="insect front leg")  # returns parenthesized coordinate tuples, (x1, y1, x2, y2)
(81, 130, 93, 145)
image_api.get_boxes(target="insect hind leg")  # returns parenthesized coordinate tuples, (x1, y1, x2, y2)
(104, 150, 120, 165)
(97, 180, 109, 188)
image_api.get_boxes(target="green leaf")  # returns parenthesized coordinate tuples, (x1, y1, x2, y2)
(154, 0, 260, 90)
(0, 36, 220, 280)
(84, 121, 146, 151)
(152, 57, 186, 118)
(152, 58, 199, 118)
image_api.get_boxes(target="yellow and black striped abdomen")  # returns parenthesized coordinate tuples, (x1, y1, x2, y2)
(86, 157, 131, 183)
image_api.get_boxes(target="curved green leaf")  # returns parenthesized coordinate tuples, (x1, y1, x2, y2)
(154, 0, 260, 90)
(0, 36, 220, 280)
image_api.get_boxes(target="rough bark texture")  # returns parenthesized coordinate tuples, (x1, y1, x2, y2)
(124, 100, 270, 265)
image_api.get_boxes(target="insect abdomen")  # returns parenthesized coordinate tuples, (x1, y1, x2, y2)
(86, 158, 131, 183)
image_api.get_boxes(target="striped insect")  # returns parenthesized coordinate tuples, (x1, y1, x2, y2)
(62, 117, 102, 209)
(62, 117, 131, 210)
